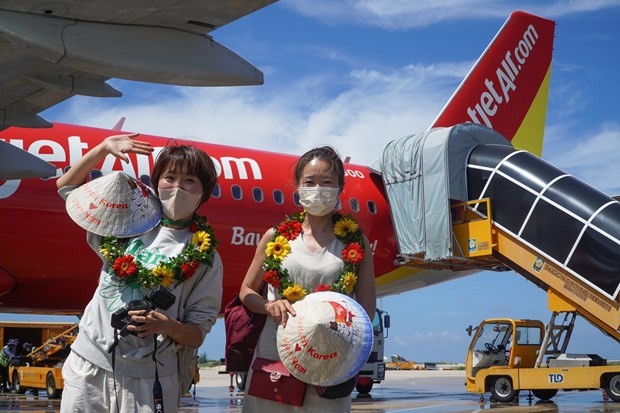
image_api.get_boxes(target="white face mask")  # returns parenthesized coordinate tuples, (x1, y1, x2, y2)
(159, 187, 203, 221)
(298, 186, 340, 216)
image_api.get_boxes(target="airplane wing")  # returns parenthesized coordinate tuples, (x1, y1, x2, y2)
(0, 0, 277, 130)
(0, 139, 55, 179)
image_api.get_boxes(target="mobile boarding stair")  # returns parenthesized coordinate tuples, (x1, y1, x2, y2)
(379, 123, 620, 344)
(8, 324, 78, 398)
(28, 324, 79, 365)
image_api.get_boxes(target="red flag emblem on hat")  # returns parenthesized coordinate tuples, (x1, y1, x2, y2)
(327, 300, 355, 327)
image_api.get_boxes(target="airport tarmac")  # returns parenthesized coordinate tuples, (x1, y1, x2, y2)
(1, 368, 619, 412)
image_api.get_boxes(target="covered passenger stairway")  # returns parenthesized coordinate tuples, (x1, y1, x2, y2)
(380, 123, 620, 341)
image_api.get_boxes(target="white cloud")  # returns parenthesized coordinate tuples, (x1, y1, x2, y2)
(282, 0, 620, 30)
(56, 61, 469, 166)
(413, 330, 462, 342)
(386, 330, 469, 361)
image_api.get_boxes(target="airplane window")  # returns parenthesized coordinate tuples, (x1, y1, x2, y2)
(273, 189, 284, 205)
(293, 192, 300, 206)
(367, 200, 377, 214)
(231, 185, 242, 200)
(349, 198, 360, 212)
(211, 184, 221, 199)
(253, 187, 264, 202)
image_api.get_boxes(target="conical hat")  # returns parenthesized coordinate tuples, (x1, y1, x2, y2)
(277, 291, 373, 387)
(66, 171, 162, 237)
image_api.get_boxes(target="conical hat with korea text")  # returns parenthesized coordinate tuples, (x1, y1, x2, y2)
(277, 291, 373, 387)
(66, 171, 162, 237)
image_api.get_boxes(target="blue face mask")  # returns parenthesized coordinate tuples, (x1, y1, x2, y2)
(297, 186, 340, 216)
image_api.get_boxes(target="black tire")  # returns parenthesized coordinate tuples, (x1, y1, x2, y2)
(46, 372, 60, 399)
(235, 373, 247, 391)
(605, 373, 620, 402)
(12, 370, 26, 394)
(490, 376, 519, 403)
(355, 381, 373, 395)
(532, 389, 557, 401)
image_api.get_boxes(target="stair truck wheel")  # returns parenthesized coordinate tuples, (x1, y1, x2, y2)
(46, 372, 61, 399)
(532, 389, 558, 401)
(490, 376, 519, 403)
(12, 370, 26, 394)
(605, 373, 620, 402)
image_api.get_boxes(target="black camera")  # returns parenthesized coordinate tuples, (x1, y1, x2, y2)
(111, 286, 176, 337)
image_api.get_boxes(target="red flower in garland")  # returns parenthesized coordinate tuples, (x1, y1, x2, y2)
(181, 260, 200, 279)
(277, 220, 302, 240)
(113, 255, 138, 278)
(189, 222, 199, 232)
(342, 243, 364, 264)
(313, 284, 331, 292)
(263, 270, 281, 288)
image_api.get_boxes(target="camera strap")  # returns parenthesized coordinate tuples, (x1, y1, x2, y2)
(107, 331, 166, 412)
(152, 335, 165, 413)
(107, 329, 121, 413)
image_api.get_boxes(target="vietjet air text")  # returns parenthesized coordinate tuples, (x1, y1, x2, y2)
(467, 23, 541, 129)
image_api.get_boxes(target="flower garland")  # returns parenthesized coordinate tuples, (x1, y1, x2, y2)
(99, 214, 218, 289)
(262, 211, 365, 302)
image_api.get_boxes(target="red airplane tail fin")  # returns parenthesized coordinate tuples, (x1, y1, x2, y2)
(430, 11, 555, 157)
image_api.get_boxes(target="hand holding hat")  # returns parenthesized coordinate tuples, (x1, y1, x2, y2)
(276, 291, 373, 387)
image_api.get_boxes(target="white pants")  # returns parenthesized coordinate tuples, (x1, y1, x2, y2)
(60, 351, 179, 413)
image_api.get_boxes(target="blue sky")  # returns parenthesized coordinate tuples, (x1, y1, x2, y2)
(7, 0, 620, 363)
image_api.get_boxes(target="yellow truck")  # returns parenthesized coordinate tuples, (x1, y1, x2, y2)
(0, 321, 78, 398)
(465, 316, 620, 402)
(450, 198, 620, 403)
(386, 354, 415, 370)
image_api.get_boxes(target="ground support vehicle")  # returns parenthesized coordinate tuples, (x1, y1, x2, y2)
(355, 308, 390, 394)
(381, 134, 620, 403)
(0, 321, 76, 395)
(465, 314, 620, 403)
(183, 350, 201, 398)
(448, 198, 620, 403)
(386, 354, 415, 370)
(7, 323, 78, 398)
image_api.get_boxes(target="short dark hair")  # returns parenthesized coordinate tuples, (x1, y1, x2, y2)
(294, 146, 344, 191)
(151, 145, 217, 205)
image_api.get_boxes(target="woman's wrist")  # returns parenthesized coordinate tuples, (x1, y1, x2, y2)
(161, 314, 180, 339)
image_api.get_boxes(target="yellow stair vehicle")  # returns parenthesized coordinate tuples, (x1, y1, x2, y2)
(465, 315, 619, 402)
(451, 194, 620, 402)
(452, 194, 620, 402)
(381, 127, 620, 403)
(8, 323, 78, 398)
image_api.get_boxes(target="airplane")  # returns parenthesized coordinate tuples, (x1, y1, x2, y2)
(0, 7, 556, 315)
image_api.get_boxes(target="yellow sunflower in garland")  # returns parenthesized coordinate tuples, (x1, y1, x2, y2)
(265, 235, 291, 261)
(99, 214, 218, 289)
(262, 211, 365, 302)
